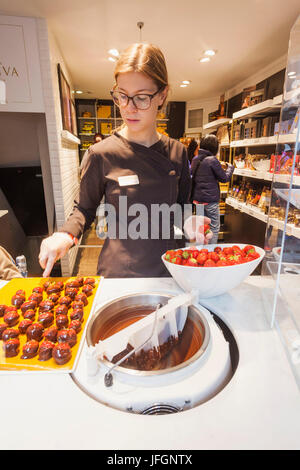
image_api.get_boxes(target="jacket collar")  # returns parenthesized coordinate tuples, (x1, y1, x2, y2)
(197, 148, 214, 161)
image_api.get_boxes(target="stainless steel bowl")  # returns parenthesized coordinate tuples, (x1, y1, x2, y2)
(86, 292, 211, 378)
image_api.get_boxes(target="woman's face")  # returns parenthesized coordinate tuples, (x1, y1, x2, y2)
(115, 71, 167, 134)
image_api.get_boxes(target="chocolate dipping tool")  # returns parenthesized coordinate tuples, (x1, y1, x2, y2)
(93, 290, 198, 382)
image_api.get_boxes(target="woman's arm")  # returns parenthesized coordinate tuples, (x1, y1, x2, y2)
(39, 149, 105, 277)
(211, 158, 234, 183)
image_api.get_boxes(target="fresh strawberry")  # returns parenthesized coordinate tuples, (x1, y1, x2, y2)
(243, 245, 255, 255)
(192, 250, 199, 259)
(247, 251, 260, 260)
(165, 250, 176, 261)
(210, 252, 220, 263)
(203, 224, 210, 235)
(216, 260, 227, 267)
(187, 257, 198, 267)
(176, 249, 183, 257)
(204, 259, 216, 267)
(200, 248, 209, 254)
(196, 253, 208, 265)
(223, 247, 234, 256)
(182, 250, 191, 259)
(214, 246, 222, 254)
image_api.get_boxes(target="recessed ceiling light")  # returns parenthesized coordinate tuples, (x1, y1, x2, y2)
(182, 80, 191, 84)
(75, 90, 83, 94)
(108, 56, 116, 62)
(204, 49, 216, 56)
(199, 57, 210, 63)
(180, 84, 187, 87)
(108, 48, 119, 57)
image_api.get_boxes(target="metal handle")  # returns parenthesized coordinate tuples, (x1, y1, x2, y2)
(104, 303, 162, 387)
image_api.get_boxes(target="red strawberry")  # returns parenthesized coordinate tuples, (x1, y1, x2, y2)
(196, 253, 208, 265)
(216, 260, 227, 267)
(223, 247, 234, 256)
(204, 259, 216, 267)
(214, 246, 222, 254)
(243, 245, 255, 255)
(187, 257, 198, 267)
(210, 252, 220, 263)
(165, 250, 175, 261)
(182, 250, 191, 259)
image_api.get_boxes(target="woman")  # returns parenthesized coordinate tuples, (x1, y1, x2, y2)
(39, 43, 211, 278)
(187, 138, 199, 166)
(191, 134, 234, 244)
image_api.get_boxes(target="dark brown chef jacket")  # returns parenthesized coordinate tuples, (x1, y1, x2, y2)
(60, 132, 191, 278)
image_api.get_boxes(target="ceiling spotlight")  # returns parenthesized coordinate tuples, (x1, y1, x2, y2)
(204, 49, 216, 56)
(182, 80, 191, 85)
(75, 90, 83, 94)
(108, 56, 116, 62)
(199, 57, 210, 63)
(108, 48, 119, 57)
(180, 84, 187, 88)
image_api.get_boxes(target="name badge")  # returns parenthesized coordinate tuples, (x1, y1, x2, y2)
(118, 174, 139, 186)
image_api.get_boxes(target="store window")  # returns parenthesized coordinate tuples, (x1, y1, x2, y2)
(188, 108, 203, 129)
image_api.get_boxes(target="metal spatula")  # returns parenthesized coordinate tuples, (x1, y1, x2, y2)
(94, 290, 198, 364)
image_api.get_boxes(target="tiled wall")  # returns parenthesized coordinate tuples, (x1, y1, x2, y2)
(36, 18, 80, 276)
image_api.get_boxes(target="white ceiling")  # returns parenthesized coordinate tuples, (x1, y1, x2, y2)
(0, 0, 300, 101)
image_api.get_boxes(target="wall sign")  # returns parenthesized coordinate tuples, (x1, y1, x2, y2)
(0, 15, 44, 112)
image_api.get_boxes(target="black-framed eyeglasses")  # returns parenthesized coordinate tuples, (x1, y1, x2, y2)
(110, 88, 162, 110)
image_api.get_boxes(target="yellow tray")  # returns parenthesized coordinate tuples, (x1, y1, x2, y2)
(0, 276, 102, 372)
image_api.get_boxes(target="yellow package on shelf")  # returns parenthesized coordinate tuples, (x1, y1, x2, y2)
(97, 105, 112, 118)
(100, 122, 113, 135)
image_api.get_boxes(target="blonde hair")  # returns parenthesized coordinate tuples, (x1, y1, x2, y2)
(114, 43, 169, 106)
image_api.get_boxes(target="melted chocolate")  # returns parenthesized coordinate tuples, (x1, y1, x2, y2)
(94, 306, 203, 371)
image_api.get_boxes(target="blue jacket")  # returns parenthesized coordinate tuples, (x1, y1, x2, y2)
(191, 149, 234, 203)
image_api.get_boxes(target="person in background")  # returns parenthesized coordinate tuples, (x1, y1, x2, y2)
(0, 246, 22, 280)
(191, 134, 234, 244)
(187, 138, 199, 166)
(80, 133, 105, 175)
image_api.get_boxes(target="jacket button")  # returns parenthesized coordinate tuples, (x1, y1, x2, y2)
(169, 170, 176, 176)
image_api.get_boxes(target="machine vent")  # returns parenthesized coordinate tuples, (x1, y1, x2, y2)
(141, 404, 181, 415)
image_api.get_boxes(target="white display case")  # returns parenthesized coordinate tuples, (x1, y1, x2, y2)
(262, 14, 300, 387)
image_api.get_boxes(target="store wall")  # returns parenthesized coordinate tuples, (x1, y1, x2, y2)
(185, 96, 220, 136)
(185, 53, 288, 133)
(36, 19, 80, 276)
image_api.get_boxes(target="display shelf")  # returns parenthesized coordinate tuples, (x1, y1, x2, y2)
(226, 197, 300, 239)
(232, 95, 282, 120)
(203, 117, 231, 131)
(233, 168, 273, 181)
(230, 136, 278, 147)
(226, 196, 268, 222)
(233, 168, 300, 185)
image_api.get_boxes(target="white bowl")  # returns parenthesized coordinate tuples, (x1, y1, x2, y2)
(162, 243, 265, 299)
(234, 160, 245, 169)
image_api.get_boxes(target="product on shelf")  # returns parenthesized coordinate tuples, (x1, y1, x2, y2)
(97, 105, 112, 118)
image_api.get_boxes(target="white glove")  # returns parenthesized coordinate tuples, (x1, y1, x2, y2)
(183, 215, 213, 244)
(39, 232, 74, 277)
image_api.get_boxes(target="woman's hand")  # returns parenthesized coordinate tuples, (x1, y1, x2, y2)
(39, 232, 74, 277)
(183, 215, 213, 244)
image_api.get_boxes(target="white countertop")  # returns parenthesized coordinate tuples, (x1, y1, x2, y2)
(0, 276, 299, 450)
